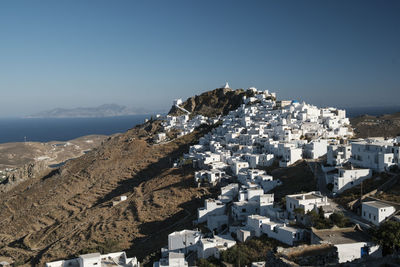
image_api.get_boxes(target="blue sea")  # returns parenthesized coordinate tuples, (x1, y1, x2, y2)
(344, 106, 400, 118)
(0, 106, 399, 144)
(0, 115, 150, 144)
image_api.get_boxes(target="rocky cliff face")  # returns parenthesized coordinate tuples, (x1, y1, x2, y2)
(168, 88, 257, 117)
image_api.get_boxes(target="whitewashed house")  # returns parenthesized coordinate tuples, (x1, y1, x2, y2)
(311, 225, 381, 263)
(304, 139, 328, 159)
(362, 201, 396, 225)
(327, 144, 351, 166)
(197, 235, 236, 259)
(351, 139, 398, 172)
(155, 133, 167, 143)
(232, 201, 259, 221)
(154, 252, 188, 267)
(333, 167, 372, 193)
(286, 191, 330, 215)
(261, 219, 304, 246)
(167, 230, 202, 254)
(238, 187, 264, 202)
(246, 214, 271, 237)
(195, 169, 226, 184)
(278, 145, 302, 167)
(198, 199, 226, 223)
(218, 183, 239, 203)
(232, 161, 250, 175)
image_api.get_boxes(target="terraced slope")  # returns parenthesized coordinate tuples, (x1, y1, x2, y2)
(0, 122, 215, 265)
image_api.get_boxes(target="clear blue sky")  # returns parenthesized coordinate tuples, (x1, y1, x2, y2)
(0, 0, 399, 117)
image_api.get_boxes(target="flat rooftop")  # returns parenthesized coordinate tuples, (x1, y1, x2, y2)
(362, 201, 394, 209)
(289, 192, 324, 200)
(312, 226, 370, 244)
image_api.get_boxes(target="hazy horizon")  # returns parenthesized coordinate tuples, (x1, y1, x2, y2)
(1, 0, 399, 117)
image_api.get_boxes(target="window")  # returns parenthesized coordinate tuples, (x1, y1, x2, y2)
(364, 212, 366, 216)
(374, 215, 376, 221)
(369, 214, 371, 219)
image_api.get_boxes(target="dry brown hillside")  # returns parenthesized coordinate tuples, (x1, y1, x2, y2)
(0, 122, 214, 265)
(0, 88, 246, 266)
(350, 112, 400, 138)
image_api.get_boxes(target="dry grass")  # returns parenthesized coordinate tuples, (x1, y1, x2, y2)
(0, 123, 214, 265)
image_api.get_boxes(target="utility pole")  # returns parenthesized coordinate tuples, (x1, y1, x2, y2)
(359, 180, 363, 215)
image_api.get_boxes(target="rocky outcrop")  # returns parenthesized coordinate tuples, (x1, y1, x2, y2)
(0, 161, 49, 192)
(168, 88, 258, 117)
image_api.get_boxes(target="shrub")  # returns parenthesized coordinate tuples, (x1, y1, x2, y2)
(220, 236, 281, 267)
(372, 221, 400, 255)
(329, 212, 352, 228)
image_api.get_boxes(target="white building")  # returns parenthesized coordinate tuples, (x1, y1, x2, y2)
(168, 230, 202, 253)
(155, 133, 167, 143)
(232, 161, 250, 175)
(333, 167, 372, 193)
(261, 219, 304, 246)
(304, 139, 328, 159)
(46, 252, 139, 267)
(286, 191, 329, 215)
(279, 146, 302, 167)
(195, 169, 226, 184)
(311, 225, 381, 263)
(238, 187, 264, 202)
(232, 201, 259, 221)
(362, 201, 396, 225)
(246, 215, 272, 237)
(198, 199, 226, 223)
(327, 144, 351, 166)
(218, 183, 239, 203)
(351, 139, 399, 172)
(154, 252, 188, 267)
(197, 235, 236, 259)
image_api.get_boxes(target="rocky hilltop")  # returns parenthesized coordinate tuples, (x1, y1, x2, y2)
(168, 88, 264, 117)
(0, 88, 246, 265)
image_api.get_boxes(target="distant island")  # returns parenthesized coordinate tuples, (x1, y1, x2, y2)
(27, 104, 164, 118)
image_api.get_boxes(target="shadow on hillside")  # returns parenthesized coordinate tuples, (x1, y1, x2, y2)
(125, 197, 206, 261)
(93, 125, 213, 207)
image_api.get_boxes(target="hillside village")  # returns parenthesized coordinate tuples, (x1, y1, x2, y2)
(44, 85, 400, 267)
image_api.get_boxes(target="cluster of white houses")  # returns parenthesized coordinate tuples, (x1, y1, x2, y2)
(151, 187, 389, 265)
(159, 87, 400, 198)
(325, 136, 400, 193)
(46, 86, 400, 266)
(148, 87, 400, 266)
